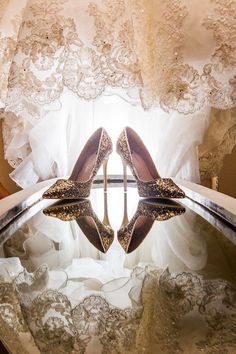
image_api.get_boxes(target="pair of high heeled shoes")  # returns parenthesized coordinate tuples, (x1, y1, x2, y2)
(43, 127, 185, 253)
(43, 198, 185, 253)
(43, 127, 185, 200)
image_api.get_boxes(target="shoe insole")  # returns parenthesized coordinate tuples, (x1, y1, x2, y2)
(77, 216, 105, 253)
(132, 152, 159, 182)
(127, 216, 154, 253)
(70, 153, 97, 182)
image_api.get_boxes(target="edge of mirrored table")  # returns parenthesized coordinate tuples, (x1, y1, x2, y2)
(0, 175, 236, 244)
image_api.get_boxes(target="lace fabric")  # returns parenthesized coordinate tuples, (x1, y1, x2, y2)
(0, 262, 235, 354)
(0, 281, 40, 354)
(1, 0, 235, 112)
(199, 107, 236, 179)
(0, 0, 235, 187)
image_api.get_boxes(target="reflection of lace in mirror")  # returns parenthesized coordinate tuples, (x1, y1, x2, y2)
(0, 261, 236, 354)
(1, 186, 236, 353)
(118, 198, 186, 253)
(43, 198, 114, 253)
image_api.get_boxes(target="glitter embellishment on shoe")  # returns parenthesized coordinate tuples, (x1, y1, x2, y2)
(118, 199, 185, 253)
(116, 127, 185, 198)
(43, 127, 112, 199)
(43, 199, 114, 253)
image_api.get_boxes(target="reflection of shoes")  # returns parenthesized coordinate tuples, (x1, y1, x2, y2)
(43, 127, 112, 199)
(43, 199, 114, 253)
(116, 127, 185, 198)
(118, 199, 185, 253)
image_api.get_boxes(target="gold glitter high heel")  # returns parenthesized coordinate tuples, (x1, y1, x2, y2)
(118, 199, 185, 253)
(43, 128, 112, 199)
(116, 127, 185, 198)
(43, 198, 114, 253)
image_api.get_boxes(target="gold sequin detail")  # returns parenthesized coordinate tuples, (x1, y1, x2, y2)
(43, 200, 114, 253)
(116, 128, 185, 198)
(137, 178, 185, 198)
(43, 128, 113, 199)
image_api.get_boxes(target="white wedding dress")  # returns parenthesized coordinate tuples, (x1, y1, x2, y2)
(7, 92, 210, 188)
(0, 0, 236, 352)
(0, 0, 235, 187)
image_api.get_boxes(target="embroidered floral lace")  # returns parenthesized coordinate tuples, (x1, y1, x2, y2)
(199, 108, 236, 179)
(0, 0, 235, 186)
(1, 0, 236, 112)
(0, 264, 235, 354)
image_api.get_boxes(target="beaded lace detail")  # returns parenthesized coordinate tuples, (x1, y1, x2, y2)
(199, 123, 236, 179)
(1, 0, 235, 115)
(1, 0, 235, 177)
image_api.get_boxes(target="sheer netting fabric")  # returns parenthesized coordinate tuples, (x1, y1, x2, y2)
(0, 0, 235, 187)
(0, 258, 235, 354)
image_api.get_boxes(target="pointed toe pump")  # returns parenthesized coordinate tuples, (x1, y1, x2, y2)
(43, 127, 112, 199)
(116, 127, 185, 199)
(118, 199, 185, 253)
(43, 199, 114, 253)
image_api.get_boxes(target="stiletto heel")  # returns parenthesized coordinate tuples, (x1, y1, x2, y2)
(116, 127, 185, 199)
(43, 128, 113, 199)
(43, 199, 114, 253)
(102, 191, 111, 227)
(102, 159, 111, 226)
(120, 160, 129, 227)
(122, 160, 128, 193)
(103, 159, 108, 193)
(121, 192, 129, 226)
(118, 199, 185, 253)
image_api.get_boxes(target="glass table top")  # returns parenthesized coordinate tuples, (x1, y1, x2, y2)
(1, 186, 236, 282)
(0, 184, 236, 354)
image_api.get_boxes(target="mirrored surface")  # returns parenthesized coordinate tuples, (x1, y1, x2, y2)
(1, 187, 236, 282)
(0, 187, 236, 354)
